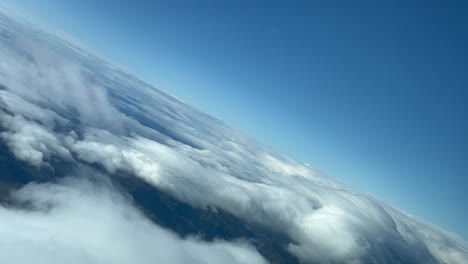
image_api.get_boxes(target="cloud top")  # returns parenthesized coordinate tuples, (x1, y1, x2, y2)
(0, 172, 267, 264)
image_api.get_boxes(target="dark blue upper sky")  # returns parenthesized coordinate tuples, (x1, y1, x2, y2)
(3, 0, 467, 238)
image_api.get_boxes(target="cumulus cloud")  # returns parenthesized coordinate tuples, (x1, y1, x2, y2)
(0, 172, 267, 264)
(0, 19, 122, 132)
(0, 113, 72, 167)
(1, 8, 467, 264)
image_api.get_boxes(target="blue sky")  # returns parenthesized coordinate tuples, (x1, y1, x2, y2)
(3, 0, 467, 239)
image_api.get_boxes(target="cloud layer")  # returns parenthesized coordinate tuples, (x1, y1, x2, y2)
(0, 171, 267, 264)
(1, 9, 467, 264)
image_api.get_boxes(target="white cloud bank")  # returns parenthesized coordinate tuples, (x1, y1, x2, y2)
(1, 8, 468, 264)
(0, 173, 267, 264)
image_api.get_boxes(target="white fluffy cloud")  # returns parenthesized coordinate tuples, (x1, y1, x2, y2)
(0, 173, 267, 264)
(0, 8, 467, 264)
(0, 114, 72, 167)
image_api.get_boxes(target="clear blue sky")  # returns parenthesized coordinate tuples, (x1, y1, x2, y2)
(3, 0, 467, 239)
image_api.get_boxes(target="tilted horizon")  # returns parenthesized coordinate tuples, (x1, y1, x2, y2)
(0, 3, 467, 264)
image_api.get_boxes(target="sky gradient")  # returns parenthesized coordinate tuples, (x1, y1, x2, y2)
(2, 0, 467, 239)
